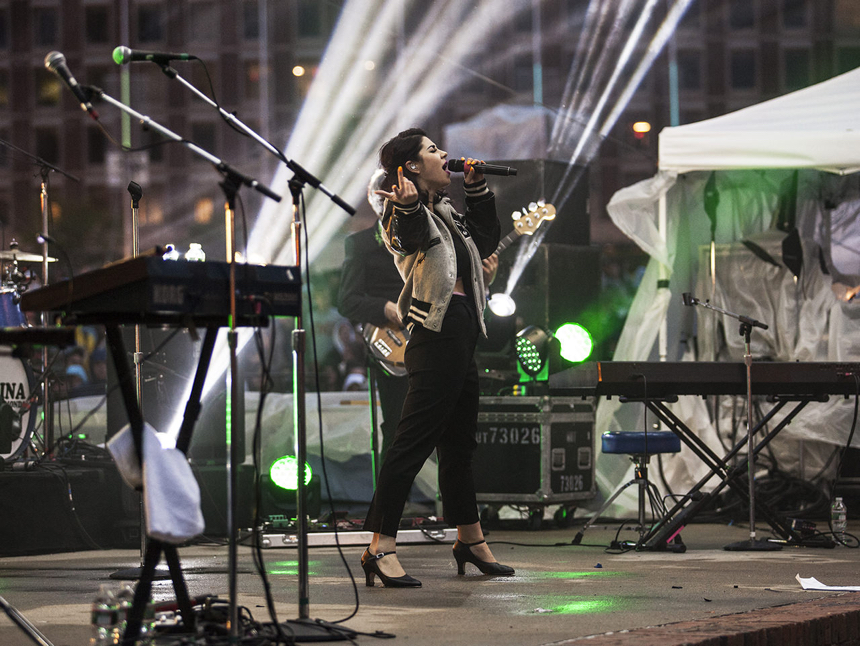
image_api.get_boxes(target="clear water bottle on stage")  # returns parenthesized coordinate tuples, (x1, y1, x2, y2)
(185, 242, 206, 261)
(831, 496, 847, 542)
(113, 583, 135, 641)
(89, 584, 117, 645)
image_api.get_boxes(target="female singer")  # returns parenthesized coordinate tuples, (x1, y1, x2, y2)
(361, 127, 514, 587)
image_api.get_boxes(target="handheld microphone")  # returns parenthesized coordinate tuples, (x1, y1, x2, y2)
(446, 159, 518, 176)
(44, 51, 98, 119)
(112, 46, 196, 66)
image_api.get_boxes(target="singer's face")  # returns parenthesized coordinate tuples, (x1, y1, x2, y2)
(414, 137, 450, 193)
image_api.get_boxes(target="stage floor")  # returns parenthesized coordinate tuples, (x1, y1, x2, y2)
(2, 521, 860, 645)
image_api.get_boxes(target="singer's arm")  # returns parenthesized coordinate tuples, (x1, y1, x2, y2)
(463, 178, 500, 259)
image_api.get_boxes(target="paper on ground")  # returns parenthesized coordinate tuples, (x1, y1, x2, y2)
(797, 574, 860, 591)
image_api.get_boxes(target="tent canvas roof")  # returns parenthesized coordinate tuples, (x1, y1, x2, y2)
(658, 66, 860, 175)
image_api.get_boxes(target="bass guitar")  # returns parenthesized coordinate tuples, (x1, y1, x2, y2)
(361, 201, 556, 376)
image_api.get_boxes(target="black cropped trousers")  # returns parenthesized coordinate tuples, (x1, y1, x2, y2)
(363, 295, 481, 537)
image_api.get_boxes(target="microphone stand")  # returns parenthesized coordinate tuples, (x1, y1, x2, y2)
(150, 63, 356, 215)
(682, 293, 781, 551)
(82, 85, 284, 642)
(0, 137, 78, 458)
(140, 65, 357, 640)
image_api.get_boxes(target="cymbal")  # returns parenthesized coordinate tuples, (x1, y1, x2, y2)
(0, 250, 56, 262)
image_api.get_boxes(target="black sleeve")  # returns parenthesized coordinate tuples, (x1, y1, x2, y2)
(463, 185, 501, 259)
(382, 199, 430, 256)
(336, 233, 393, 327)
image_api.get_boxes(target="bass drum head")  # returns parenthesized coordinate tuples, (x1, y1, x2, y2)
(0, 346, 36, 462)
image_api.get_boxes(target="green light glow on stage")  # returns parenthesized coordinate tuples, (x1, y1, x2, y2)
(550, 597, 618, 614)
(539, 571, 623, 579)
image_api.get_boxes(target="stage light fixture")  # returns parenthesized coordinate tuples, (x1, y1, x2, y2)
(487, 293, 516, 317)
(515, 326, 553, 377)
(555, 323, 594, 363)
(269, 455, 313, 491)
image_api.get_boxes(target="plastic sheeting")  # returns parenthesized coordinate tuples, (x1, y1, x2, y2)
(597, 168, 860, 519)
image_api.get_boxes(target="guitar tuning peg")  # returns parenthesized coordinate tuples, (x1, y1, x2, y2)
(528, 202, 538, 212)
(521, 207, 528, 215)
(537, 199, 546, 207)
(511, 211, 521, 220)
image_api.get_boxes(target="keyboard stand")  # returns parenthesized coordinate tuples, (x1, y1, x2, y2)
(629, 394, 833, 550)
(105, 323, 221, 645)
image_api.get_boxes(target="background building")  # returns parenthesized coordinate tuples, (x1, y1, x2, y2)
(0, 0, 857, 298)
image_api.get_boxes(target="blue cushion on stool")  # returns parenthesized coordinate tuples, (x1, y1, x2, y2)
(601, 431, 681, 455)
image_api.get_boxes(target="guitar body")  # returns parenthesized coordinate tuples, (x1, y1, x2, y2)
(361, 322, 410, 377)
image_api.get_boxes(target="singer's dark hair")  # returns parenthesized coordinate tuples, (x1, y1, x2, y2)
(378, 127, 444, 205)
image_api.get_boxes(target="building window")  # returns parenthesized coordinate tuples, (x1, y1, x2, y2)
(85, 6, 110, 44)
(679, 1, 701, 30)
(513, 54, 532, 93)
(35, 128, 60, 165)
(0, 9, 8, 49)
(194, 197, 214, 224)
(36, 68, 61, 106)
(728, 0, 755, 29)
(244, 60, 260, 100)
(0, 71, 8, 107)
(34, 7, 59, 47)
(191, 122, 216, 161)
(0, 131, 8, 167)
(243, 0, 259, 40)
(783, 0, 807, 29)
(88, 128, 106, 164)
(138, 5, 164, 43)
(836, 47, 860, 75)
(730, 50, 757, 89)
(188, 2, 217, 43)
(834, 0, 860, 35)
(297, 0, 322, 38)
(784, 49, 810, 91)
(677, 50, 702, 90)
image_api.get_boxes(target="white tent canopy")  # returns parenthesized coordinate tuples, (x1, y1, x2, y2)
(659, 66, 860, 175)
(593, 67, 860, 518)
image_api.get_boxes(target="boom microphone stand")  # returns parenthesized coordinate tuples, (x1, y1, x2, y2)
(80, 84, 282, 643)
(681, 292, 781, 551)
(136, 62, 357, 639)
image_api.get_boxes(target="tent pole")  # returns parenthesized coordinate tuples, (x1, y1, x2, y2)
(658, 191, 668, 362)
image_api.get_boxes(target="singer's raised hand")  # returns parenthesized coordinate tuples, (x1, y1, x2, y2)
(463, 157, 485, 183)
(374, 166, 418, 205)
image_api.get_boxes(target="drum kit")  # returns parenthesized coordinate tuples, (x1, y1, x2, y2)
(0, 242, 55, 465)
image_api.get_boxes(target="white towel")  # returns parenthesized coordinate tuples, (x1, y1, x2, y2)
(108, 423, 205, 544)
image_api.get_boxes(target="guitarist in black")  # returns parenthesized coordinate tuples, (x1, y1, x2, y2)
(337, 177, 410, 464)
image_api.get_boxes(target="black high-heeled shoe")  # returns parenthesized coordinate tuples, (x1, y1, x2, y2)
(361, 549, 422, 588)
(453, 540, 515, 576)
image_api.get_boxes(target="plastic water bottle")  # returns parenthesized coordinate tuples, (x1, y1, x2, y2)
(90, 584, 118, 646)
(831, 496, 848, 542)
(113, 583, 135, 641)
(184, 242, 206, 261)
(162, 243, 181, 261)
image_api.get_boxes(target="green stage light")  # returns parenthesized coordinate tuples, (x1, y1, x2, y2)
(555, 323, 593, 363)
(515, 326, 552, 377)
(269, 456, 313, 491)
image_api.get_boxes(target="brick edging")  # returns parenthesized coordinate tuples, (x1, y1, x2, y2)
(551, 593, 860, 645)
